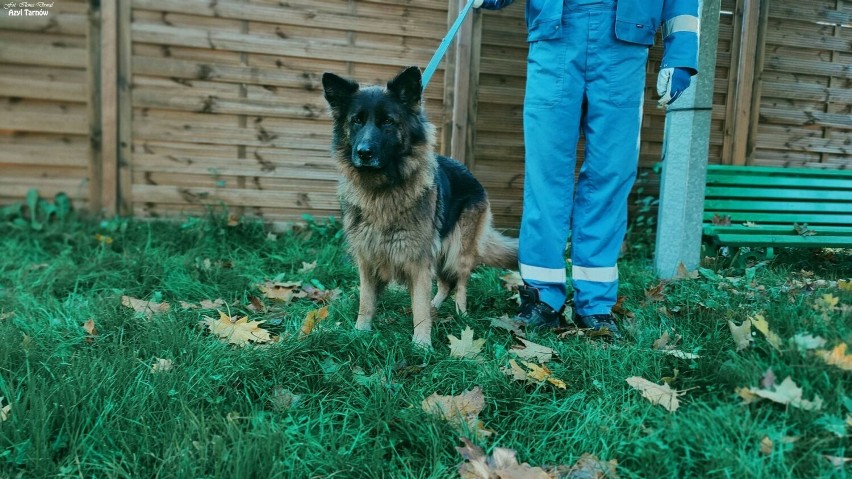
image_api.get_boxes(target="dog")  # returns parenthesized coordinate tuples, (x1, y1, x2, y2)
(321, 66, 518, 349)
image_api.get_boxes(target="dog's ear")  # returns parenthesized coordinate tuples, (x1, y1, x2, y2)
(322, 72, 359, 115)
(387, 66, 422, 109)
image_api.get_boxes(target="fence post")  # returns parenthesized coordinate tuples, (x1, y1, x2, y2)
(654, 0, 722, 279)
(100, 0, 118, 215)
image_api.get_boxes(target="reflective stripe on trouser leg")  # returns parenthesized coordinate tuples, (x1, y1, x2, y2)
(518, 15, 587, 312)
(571, 8, 647, 316)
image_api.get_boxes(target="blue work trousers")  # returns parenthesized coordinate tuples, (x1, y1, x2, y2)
(519, 0, 647, 315)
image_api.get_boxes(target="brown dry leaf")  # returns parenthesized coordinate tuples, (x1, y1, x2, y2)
(502, 359, 529, 381)
(422, 387, 491, 439)
(626, 376, 683, 412)
(151, 358, 173, 373)
(510, 338, 555, 363)
(728, 320, 753, 351)
(500, 271, 524, 291)
(517, 360, 567, 389)
(644, 282, 666, 302)
(612, 295, 634, 319)
(302, 285, 342, 304)
(300, 306, 329, 336)
(226, 213, 240, 226)
(0, 398, 9, 422)
(202, 310, 273, 347)
(256, 280, 306, 303)
(555, 453, 620, 479)
(449, 327, 486, 359)
(456, 437, 551, 479)
(744, 376, 823, 411)
(793, 222, 816, 237)
(652, 331, 679, 350)
(121, 295, 171, 319)
(816, 343, 852, 371)
(82, 318, 97, 337)
(759, 436, 774, 455)
(490, 315, 525, 337)
(749, 314, 782, 350)
(675, 262, 699, 280)
(712, 214, 732, 226)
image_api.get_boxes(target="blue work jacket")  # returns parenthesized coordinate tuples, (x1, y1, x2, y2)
(484, 0, 699, 73)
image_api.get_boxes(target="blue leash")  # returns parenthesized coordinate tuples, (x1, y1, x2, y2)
(421, 0, 477, 90)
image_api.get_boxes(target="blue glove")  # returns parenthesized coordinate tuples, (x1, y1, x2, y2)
(656, 67, 692, 107)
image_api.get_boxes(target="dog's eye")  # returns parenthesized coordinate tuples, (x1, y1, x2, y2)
(352, 115, 364, 125)
(382, 117, 395, 126)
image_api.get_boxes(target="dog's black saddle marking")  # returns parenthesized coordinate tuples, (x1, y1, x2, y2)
(434, 155, 487, 239)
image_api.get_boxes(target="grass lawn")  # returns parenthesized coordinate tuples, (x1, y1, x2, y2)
(0, 211, 849, 478)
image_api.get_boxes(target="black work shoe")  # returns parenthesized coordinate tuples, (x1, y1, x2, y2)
(514, 286, 562, 329)
(574, 313, 622, 339)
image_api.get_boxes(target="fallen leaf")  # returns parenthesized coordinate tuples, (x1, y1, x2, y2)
(644, 282, 666, 302)
(652, 331, 679, 350)
(662, 350, 700, 360)
(297, 261, 317, 273)
(816, 343, 852, 371)
(300, 306, 329, 336)
(269, 387, 302, 411)
(838, 279, 852, 292)
(456, 437, 551, 479)
(711, 214, 732, 226)
(516, 359, 567, 389)
(736, 387, 759, 404)
(510, 338, 555, 363)
(743, 221, 758, 227)
(745, 376, 823, 411)
(728, 320, 753, 351)
(749, 314, 782, 350)
(0, 398, 9, 422)
(202, 310, 273, 347)
(791, 333, 827, 351)
(256, 280, 306, 303)
(502, 359, 529, 381)
(793, 222, 816, 237)
(824, 456, 852, 469)
(759, 436, 773, 455)
(0, 312, 14, 321)
(151, 358, 173, 373)
(814, 293, 840, 314)
(95, 233, 113, 244)
(121, 295, 171, 319)
(302, 285, 341, 304)
(422, 387, 491, 439)
(612, 295, 634, 318)
(247, 295, 265, 312)
(448, 327, 486, 359)
(490, 315, 525, 337)
(82, 318, 97, 336)
(227, 213, 240, 226)
(626, 376, 683, 412)
(676, 262, 699, 280)
(180, 298, 226, 310)
(555, 453, 619, 479)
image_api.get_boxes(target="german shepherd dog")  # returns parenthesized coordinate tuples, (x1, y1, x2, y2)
(321, 66, 518, 349)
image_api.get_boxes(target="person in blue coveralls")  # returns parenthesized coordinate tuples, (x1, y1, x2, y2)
(474, 0, 699, 337)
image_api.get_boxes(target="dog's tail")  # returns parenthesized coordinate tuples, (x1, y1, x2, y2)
(477, 212, 518, 270)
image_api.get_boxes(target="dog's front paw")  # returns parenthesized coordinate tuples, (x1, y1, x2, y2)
(411, 334, 433, 351)
(354, 318, 373, 331)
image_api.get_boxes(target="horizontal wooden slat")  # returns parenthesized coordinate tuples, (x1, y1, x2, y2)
(708, 233, 852, 248)
(705, 186, 852, 201)
(702, 211, 852, 225)
(705, 199, 850, 213)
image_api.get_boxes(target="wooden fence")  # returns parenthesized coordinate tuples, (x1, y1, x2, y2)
(0, 0, 849, 229)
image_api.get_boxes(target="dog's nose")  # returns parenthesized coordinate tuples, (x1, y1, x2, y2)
(356, 146, 373, 162)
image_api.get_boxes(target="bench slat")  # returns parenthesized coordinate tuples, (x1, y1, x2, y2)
(706, 175, 852, 190)
(702, 212, 852, 225)
(705, 199, 851, 213)
(707, 164, 852, 179)
(705, 186, 852, 201)
(704, 225, 852, 235)
(710, 234, 852, 248)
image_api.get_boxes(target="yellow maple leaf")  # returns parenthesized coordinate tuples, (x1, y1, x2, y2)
(202, 310, 273, 346)
(502, 360, 567, 389)
(814, 293, 840, 314)
(448, 327, 486, 359)
(82, 318, 97, 336)
(299, 306, 329, 336)
(838, 279, 852, 292)
(626, 376, 684, 412)
(256, 280, 306, 303)
(816, 343, 852, 371)
(749, 314, 782, 350)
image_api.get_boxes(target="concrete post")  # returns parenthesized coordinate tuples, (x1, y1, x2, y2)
(654, 0, 722, 279)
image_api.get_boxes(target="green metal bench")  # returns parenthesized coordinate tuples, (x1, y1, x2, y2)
(702, 165, 852, 257)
